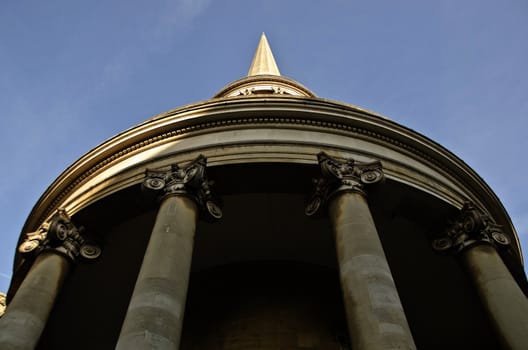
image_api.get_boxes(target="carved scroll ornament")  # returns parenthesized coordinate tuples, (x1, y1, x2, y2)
(305, 152, 384, 216)
(143, 155, 222, 219)
(18, 209, 101, 261)
(432, 202, 510, 253)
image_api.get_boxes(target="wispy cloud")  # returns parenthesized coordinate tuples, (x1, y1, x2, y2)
(0, 272, 11, 280)
(93, 0, 213, 99)
(177, 0, 211, 19)
(149, 0, 212, 42)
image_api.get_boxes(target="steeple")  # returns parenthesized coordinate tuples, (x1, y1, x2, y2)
(247, 33, 281, 76)
(213, 34, 315, 98)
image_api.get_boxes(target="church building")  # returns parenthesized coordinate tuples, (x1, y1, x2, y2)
(0, 34, 527, 350)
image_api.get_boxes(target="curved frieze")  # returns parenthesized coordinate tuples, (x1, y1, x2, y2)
(213, 75, 316, 98)
(19, 96, 521, 263)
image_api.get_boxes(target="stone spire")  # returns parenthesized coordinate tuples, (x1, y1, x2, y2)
(214, 33, 315, 98)
(247, 33, 281, 76)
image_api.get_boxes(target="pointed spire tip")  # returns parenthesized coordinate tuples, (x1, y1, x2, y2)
(248, 33, 281, 77)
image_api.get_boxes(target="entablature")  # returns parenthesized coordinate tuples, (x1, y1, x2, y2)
(18, 96, 522, 266)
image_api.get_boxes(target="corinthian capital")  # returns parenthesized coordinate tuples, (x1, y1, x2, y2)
(305, 152, 384, 216)
(142, 155, 222, 219)
(18, 209, 101, 261)
(432, 202, 510, 253)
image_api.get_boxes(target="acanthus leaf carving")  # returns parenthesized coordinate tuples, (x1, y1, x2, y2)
(143, 155, 222, 220)
(18, 209, 101, 261)
(305, 152, 384, 216)
(432, 202, 510, 253)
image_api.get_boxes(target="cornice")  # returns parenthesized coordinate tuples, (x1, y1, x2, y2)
(18, 95, 521, 264)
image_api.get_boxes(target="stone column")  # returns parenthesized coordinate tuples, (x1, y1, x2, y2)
(0, 210, 100, 350)
(433, 202, 528, 350)
(116, 155, 221, 350)
(306, 152, 416, 350)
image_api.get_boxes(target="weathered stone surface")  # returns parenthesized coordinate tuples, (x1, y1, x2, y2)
(116, 195, 198, 350)
(463, 245, 528, 350)
(0, 253, 70, 350)
(180, 263, 348, 350)
(434, 203, 528, 350)
(329, 192, 416, 350)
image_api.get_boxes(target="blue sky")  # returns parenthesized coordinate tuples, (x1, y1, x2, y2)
(1, 0, 527, 293)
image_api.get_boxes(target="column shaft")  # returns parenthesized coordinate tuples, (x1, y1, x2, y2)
(0, 252, 70, 350)
(116, 195, 198, 350)
(329, 191, 416, 350)
(462, 244, 528, 350)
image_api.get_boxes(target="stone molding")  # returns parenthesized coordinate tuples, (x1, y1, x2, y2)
(18, 209, 101, 262)
(305, 152, 384, 216)
(432, 202, 511, 254)
(30, 112, 497, 226)
(143, 155, 222, 219)
(18, 98, 522, 265)
(213, 75, 316, 98)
